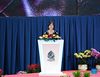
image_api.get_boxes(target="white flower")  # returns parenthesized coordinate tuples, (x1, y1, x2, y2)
(39, 36, 43, 39)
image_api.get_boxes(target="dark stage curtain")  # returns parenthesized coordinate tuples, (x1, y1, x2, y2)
(0, 16, 100, 74)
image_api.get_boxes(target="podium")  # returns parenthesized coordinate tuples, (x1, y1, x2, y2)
(38, 40, 64, 76)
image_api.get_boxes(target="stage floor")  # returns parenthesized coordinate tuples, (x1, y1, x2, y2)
(3, 70, 100, 77)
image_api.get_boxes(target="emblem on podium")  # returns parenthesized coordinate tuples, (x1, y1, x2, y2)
(47, 50, 55, 62)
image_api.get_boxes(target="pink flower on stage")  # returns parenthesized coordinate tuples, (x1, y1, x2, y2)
(27, 64, 40, 73)
(0, 69, 3, 76)
(28, 64, 40, 70)
(91, 48, 100, 59)
(91, 48, 100, 65)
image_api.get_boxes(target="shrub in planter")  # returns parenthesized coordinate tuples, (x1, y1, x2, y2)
(73, 71, 81, 77)
(84, 72, 90, 77)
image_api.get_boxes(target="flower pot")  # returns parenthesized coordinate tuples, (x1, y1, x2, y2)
(78, 64, 88, 71)
(96, 65, 100, 71)
(91, 68, 97, 74)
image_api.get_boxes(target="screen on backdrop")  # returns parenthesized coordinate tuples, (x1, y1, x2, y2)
(0, 0, 100, 16)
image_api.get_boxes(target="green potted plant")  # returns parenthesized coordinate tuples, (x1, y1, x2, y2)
(84, 72, 90, 77)
(73, 71, 81, 77)
(74, 50, 91, 70)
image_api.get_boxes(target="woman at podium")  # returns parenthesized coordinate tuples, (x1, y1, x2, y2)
(39, 21, 61, 40)
(38, 21, 64, 76)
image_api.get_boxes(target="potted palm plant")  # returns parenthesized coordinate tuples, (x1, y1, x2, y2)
(91, 48, 100, 71)
(74, 50, 91, 70)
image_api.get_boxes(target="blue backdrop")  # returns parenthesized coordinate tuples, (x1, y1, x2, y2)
(0, 16, 100, 74)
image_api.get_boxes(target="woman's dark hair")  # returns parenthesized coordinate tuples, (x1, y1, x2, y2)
(48, 20, 55, 29)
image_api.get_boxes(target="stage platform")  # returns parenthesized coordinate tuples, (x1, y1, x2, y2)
(3, 70, 100, 77)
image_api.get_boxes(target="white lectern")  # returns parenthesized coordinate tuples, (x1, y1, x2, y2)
(38, 40, 64, 76)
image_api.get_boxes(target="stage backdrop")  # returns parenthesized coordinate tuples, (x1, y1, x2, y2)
(0, 16, 100, 74)
(0, 0, 100, 16)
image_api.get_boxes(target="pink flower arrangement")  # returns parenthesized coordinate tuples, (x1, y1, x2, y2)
(91, 48, 100, 59)
(27, 64, 40, 73)
(91, 48, 100, 64)
(0, 69, 3, 77)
